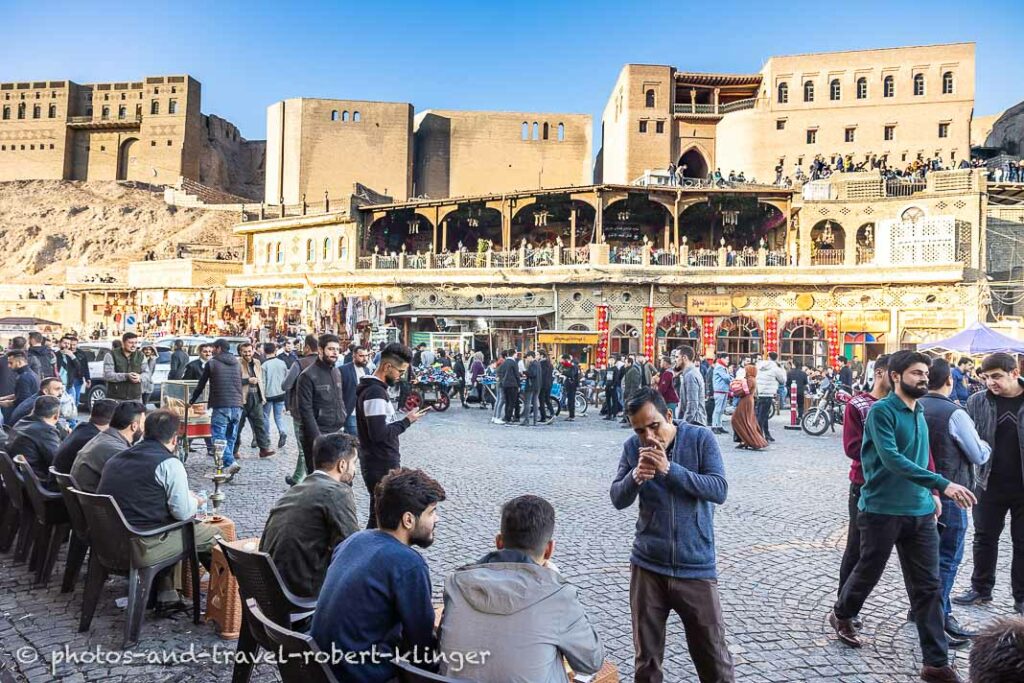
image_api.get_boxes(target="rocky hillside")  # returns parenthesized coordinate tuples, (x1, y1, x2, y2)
(0, 180, 242, 283)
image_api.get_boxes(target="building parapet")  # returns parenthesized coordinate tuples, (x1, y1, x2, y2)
(126, 258, 242, 289)
(801, 169, 984, 202)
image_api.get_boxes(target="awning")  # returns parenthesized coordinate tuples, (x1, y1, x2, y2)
(387, 308, 554, 320)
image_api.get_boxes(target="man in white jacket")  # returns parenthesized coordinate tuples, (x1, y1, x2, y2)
(755, 352, 787, 443)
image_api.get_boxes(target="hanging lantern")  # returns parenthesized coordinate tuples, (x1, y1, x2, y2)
(595, 305, 610, 367)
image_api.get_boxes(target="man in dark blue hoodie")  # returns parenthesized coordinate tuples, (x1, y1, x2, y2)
(610, 386, 734, 683)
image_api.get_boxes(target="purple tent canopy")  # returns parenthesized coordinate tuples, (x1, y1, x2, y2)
(917, 321, 1024, 355)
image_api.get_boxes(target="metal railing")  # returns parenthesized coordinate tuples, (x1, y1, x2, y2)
(376, 254, 399, 270)
(561, 245, 590, 265)
(651, 250, 678, 266)
(856, 247, 875, 264)
(885, 180, 927, 197)
(609, 247, 643, 265)
(462, 252, 486, 268)
(492, 251, 519, 268)
(727, 252, 758, 267)
(812, 249, 845, 266)
(524, 247, 555, 267)
(689, 249, 719, 267)
(765, 251, 789, 267)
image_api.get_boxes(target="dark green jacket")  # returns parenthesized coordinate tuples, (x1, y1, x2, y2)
(104, 348, 145, 401)
(860, 392, 950, 516)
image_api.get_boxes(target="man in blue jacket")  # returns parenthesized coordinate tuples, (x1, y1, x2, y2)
(610, 387, 733, 683)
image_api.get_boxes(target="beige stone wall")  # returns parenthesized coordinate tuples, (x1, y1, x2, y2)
(0, 75, 203, 185)
(264, 99, 413, 205)
(413, 110, 591, 198)
(244, 215, 359, 277)
(600, 64, 675, 184)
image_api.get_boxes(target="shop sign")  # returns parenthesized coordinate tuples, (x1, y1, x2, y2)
(538, 331, 600, 345)
(840, 310, 891, 333)
(901, 310, 963, 329)
(686, 294, 732, 316)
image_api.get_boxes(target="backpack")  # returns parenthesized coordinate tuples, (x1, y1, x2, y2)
(729, 377, 750, 397)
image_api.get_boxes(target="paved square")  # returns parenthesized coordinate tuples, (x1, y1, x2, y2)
(0, 408, 1015, 682)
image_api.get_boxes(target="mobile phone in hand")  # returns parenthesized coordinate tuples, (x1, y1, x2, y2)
(417, 405, 434, 415)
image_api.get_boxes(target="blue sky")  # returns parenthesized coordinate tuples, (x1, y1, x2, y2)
(2, 1, 1022, 141)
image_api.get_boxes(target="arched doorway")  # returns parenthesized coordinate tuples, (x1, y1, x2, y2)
(602, 195, 670, 263)
(657, 313, 701, 358)
(610, 323, 640, 357)
(441, 204, 502, 251)
(678, 148, 708, 179)
(679, 196, 783, 253)
(366, 209, 434, 255)
(781, 316, 827, 369)
(716, 316, 761, 360)
(810, 220, 846, 265)
(117, 137, 138, 181)
(510, 198, 596, 247)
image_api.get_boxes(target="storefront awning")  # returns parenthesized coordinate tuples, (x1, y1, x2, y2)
(387, 308, 554, 319)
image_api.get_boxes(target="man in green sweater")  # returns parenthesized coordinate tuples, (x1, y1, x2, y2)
(829, 350, 976, 683)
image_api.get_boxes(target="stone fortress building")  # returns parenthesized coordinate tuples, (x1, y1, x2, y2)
(600, 43, 975, 184)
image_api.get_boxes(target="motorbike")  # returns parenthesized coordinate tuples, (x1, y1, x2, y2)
(801, 383, 853, 436)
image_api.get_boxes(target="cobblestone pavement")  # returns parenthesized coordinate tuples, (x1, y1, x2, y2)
(0, 407, 1016, 682)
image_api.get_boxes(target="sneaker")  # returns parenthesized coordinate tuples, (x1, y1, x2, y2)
(225, 463, 242, 482)
(278, 433, 287, 449)
(492, 418, 505, 425)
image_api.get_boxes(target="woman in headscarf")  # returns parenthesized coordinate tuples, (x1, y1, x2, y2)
(140, 344, 158, 406)
(731, 363, 768, 450)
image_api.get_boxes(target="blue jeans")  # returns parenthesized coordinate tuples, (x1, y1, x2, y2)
(712, 393, 727, 428)
(262, 398, 286, 437)
(938, 498, 968, 616)
(211, 406, 242, 467)
(72, 380, 84, 405)
(344, 412, 357, 436)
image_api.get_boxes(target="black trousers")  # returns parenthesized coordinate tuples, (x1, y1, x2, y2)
(565, 384, 577, 418)
(837, 483, 862, 598)
(539, 386, 552, 420)
(835, 511, 948, 668)
(361, 466, 390, 530)
(970, 493, 1024, 601)
(502, 387, 519, 423)
(795, 391, 806, 418)
(754, 396, 773, 438)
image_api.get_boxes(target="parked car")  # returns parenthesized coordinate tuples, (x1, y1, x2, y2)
(76, 341, 173, 409)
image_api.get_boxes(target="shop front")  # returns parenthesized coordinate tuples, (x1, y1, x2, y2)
(900, 310, 965, 351)
(538, 329, 601, 365)
(841, 310, 890, 363)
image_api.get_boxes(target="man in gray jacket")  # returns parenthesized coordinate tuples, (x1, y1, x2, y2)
(675, 345, 707, 426)
(71, 401, 145, 493)
(438, 495, 604, 682)
(755, 352, 787, 443)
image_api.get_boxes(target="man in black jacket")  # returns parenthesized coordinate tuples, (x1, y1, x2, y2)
(538, 350, 554, 425)
(787, 363, 810, 419)
(296, 334, 347, 476)
(26, 332, 56, 380)
(498, 350, 522, 425)
(281, 335, 319, 486)
(182, 344, 212, 381)
(560, 354, 580, 421)
(355, 342, 425, 528)
(260, 432, 360, 598)
(190, 339, 244, 477)
(52, 398, 117, 474)
(169, 340, 190, 380)
(69, 336, 91, 407)
(7, 395, 62, 489)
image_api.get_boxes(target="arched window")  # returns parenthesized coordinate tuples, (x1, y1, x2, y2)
(856, 77, 867, 99)
(829, 79, 841, 101)
(883, 75, 895, 98)
(306, 239, 315, 261)
(557, 122, 565, 142)
(542, 122, 549, 140)
(338, 236, 348, 261)
(777, 82, 789, 104)
(48, 104, 56, 118)
(913, 73, 925, 96)
(781, 317, 827, 369)
(275, 242, 284, 264)
(323, 237, 331, 260)
(266, 243, 273, 264)
(150, 100, 159, 115)
(611, 324, 640, 357)
(101, 106, 109, 120)
(532, 122, 539, 140)
(168, 99, 177, 114)
(716, 316, 762, 359)
(645, 89, 655, 108)
(32, 104, 41, 119)
(341, 111, 349, 122)
(17, 103, 25, 119)
(353, 111, 360, 122)
(803, 80, 814, 102)
(2, 106, 9, 120)
(331, 110, 338, 121)
(521, 122, 528, 141)
(942, 71, 954, 94)
(118, 105, 126, 119)
(135, 104, 142, 117)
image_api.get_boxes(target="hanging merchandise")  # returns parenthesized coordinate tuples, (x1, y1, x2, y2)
(826, 312, 841, 369)
(701, 316, 716, 357)
(595, 305, 610, 368)
(642, 307, 656, 359)
(764, 311, 779, 354)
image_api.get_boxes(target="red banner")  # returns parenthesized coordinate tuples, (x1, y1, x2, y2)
(826, 312, 841, 369)
(764, 310, 779, 354)
(595, 305, 610, 368)
(702, 316, 717, 358)
(642, 307, 656, 359)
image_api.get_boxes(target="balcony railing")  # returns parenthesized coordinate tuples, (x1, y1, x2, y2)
(610, 247, 643, 265)
(673, 103, 718, 115)
(561, 245, 590, 265)
(689, 249, 719, 267)
(856, 247, 875, 264)
(885, 180, 927, 197)
(718, 97, 756, 113)
(812, 249, 845, 266)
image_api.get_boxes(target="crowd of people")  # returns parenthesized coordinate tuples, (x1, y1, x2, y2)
(5, 326, 1024, 683)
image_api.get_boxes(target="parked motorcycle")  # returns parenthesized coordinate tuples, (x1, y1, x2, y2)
(801, 384, 853, 436)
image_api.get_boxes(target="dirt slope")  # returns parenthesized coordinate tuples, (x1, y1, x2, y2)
(0, 180, 241, 283)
